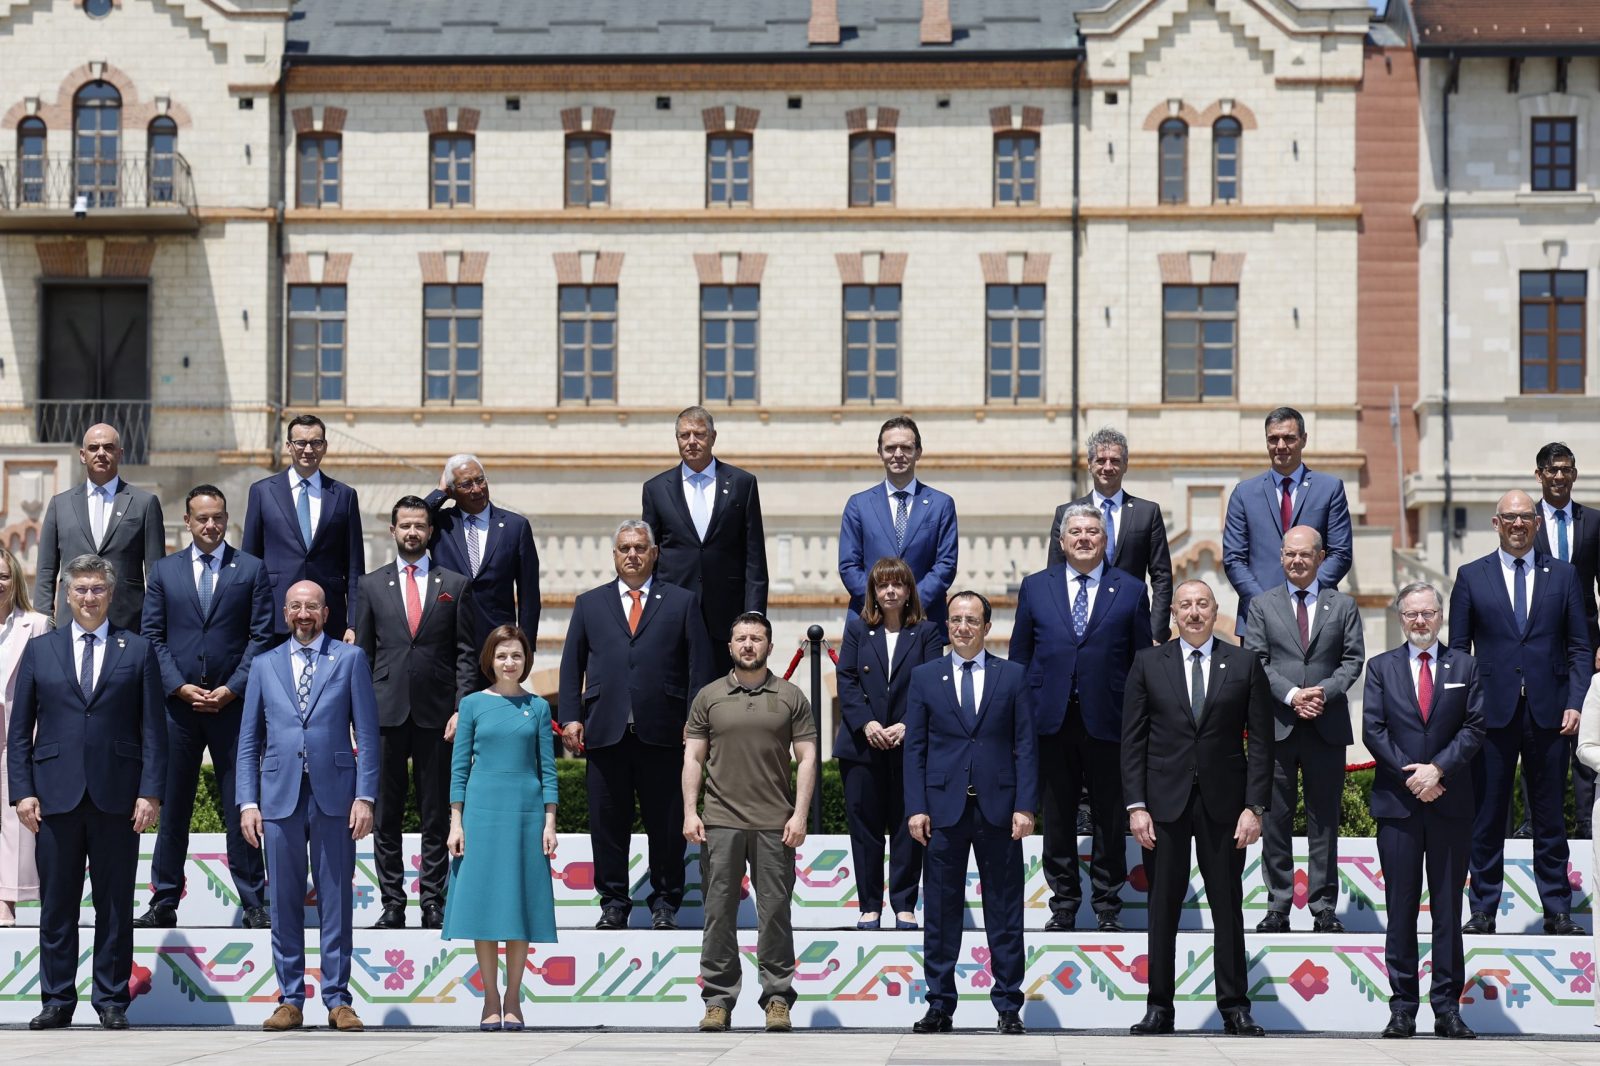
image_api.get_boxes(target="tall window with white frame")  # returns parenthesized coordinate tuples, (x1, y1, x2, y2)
(1519, 270, 1585, 394)
(986, 284, 1044, 403)
(16, 118, 46, 205)
(423, 284, 482, 404)
(566, 133, 609, 206)
(297, 134, 341, 207)
(1212, 118, 1241, 203)
(1163, 284, 1237, 401)
(287, 284, 346, 404)
(843, 284, 900, 403)
(701, 285, 759, 404)
(558, 285, 618, 404)
(849, 132, 894, 206)
(430, 133, 473, 207)
(994, 131, 1039, 206)
(1158, 119, 1187, 204)
(707, 133, 752, 207)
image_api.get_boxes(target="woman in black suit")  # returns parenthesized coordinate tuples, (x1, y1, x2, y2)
(835, 557, 946, 929)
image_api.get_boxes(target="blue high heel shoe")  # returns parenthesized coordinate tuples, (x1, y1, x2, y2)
(856, 913, 883, 930)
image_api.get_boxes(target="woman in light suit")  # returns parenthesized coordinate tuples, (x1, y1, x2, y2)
(0, 544, 50, 926)
(1576, 674, 1600, 1027)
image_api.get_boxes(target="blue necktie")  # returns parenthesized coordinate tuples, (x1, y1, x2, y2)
(1513, 557, 1528, 634)
(79, 633, 96, 701)
(1556, 510, 1569, 563)
(1071, 573, 1089, 638)
(960, 659, 976, 715)
(198, 552, 215, 616)
(1102, 498, 1117, 557)
(297, 646, 316, 722)
(296, 479, 314, 550)
(1189, 649, 1205, 721)
(892, 490, 910, 552)
(690, 472, 712, 540)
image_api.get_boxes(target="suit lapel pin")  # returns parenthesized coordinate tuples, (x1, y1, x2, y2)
(921, 498, 929, 505)
(1542, 567, 1550, 573)
(116, 638, 126, 648)
(497, 522, 504, 528)
(388, 580, 396, 587)
(653, 593, 662, 600)
(1218, 662, 1227, 670)
(941, 675, 949, 682)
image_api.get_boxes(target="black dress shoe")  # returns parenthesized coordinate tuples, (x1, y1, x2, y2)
(1097, 912, 1125, 933)
(996, 1009, 1025, 1035)
(29, 1005, 74, 1030)
(1129, 1007, 1174, 1034)
(651, 908, 678, 930)
(97, 1007, 129, 1030)
(1381, 1010, 1416, 1038)
(1313, 913, 1345, 934)
(911, 1008, 953, 1033)
(243, 906, 271, 930)
(1544, 912, 1584, 935)
(1461, 912, 1496, 934)
(1222, 1008, 1265, 1036)
(1042, 913, 1074, 932)
(594, 908, 627, 931)
(132, 905, 177, 929)
(372, 905, 406, 930)
(1255, 911, 1290, 933)
(420, 904, 444, 930)
(1434, 1010, 1476, 1039)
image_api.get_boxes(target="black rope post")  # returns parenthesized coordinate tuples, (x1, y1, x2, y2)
(807, 623, 825, 834)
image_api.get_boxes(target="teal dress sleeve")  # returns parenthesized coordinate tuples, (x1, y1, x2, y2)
(450, 692, 478, 804)
(535, 695, 559, 806)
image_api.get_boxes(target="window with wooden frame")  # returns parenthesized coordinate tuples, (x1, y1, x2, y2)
(423, 284, 482, 404)
(848, 132, 894, 206)
(1163, 284, 1237, 401)
(296, 134, 341, 207)
(994, 132, 1039, 206)
(559, 285, 618, 404)
(430, 134, 473, 207)
(843, 284, 901, 403)
(1158, 119, 1187, 204)
(287, 285, 347, 404)
(701, 285, 759, 403)
(147, 117, 177, 204)
(1531, 117, 1576, 192)
(1212, 117, 1241, 203)
(16, 117, 46, 205)
(986, 284, 1044, 403)
(1520, 270, 1586, 393)
(565, 133, 610, 206)
(706, 133, 752, 207)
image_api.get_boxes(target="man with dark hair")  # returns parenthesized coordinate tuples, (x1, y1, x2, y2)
(135, 486, 275, 931)
(242, 414, 365, 643)
(840, 415, 959, 623)
(1222, 406, 1352, 638)
(354, 496, 479, 930)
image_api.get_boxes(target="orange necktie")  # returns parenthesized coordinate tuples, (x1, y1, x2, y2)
(627, 589, 643, 634)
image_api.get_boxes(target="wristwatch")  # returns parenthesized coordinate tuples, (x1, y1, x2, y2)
(1247, 804, 1266, 817)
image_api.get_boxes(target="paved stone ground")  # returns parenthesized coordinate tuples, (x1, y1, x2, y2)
(2, 1028, 1598, 1065)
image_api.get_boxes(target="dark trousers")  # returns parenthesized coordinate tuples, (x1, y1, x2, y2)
(1469, 701, 1572, 915)
(37, 799, 138, 1012)
(921, 794, 1024, 1016)
(1038, 713, 1126, 919)
(839, 751, 923, 915)
(1377, 812, 1471, 1015)
(585, 729, 685, 915)
(373, 716, 452, 910)
(1519, 740, 1598, 835)
(149, 702, 266, 912)
(1145, 790, 1249, 1012)
(1262, 724, 1345, 918)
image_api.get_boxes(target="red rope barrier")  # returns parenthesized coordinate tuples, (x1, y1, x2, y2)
(781, 645, 807, 681)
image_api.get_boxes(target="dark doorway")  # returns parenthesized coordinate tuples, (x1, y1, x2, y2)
(38, 283, 151, 462)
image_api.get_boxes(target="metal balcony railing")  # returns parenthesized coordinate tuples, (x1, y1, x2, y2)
(36, 399, 151, 464)
(0, 152, 196, 215)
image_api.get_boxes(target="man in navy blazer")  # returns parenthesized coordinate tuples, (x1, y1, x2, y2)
(558, 520, 712, 930)
(1449, 489, 1591, 936)
(1363, 582, 1484, 1040)
(1222, 407, 1352, 637)
(1009, 502, 1150, 932)
(7, 553, 165, 1031)
(904, 591, 1037, 1035)
(425, 453, 540, 660)
(238, 580, 379, 1033)
(136, 486, 275, 931)
(839, 415, 959, 623)
(242, 414, 365, 643)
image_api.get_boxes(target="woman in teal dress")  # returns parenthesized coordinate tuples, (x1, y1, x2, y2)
(444, 625, 558, 1031)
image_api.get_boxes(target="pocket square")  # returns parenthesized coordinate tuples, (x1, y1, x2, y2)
(437, 592, 454, 603)
(1443, 682, 1466, 689)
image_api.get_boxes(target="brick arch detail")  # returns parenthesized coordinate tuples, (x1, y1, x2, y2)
(2, 61, 193, 132)
(1196, 101, 1259, 130)
(1141, 101, 1203, 132)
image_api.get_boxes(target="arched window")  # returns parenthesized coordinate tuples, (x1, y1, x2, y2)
(74, 81, 122, 207)
(148, 116, 177, 204)
(16, 117, 46, 205)
(1213, 117, 1242, 203)
(1158, 119, 1187, 204)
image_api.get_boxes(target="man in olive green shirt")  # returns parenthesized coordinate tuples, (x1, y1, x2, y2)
(684, 611, 817, 1034)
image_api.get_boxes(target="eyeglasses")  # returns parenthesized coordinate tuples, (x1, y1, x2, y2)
(69, 584, 110, 598)
(1495, 512, 1538, 525)
(1399, 610, 1440, 622)
(1540, 466, 1577, 477)
(453, 476, 488, 490)
(287, 439, 327, 450)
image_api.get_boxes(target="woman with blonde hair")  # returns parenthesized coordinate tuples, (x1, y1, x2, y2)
(0, 544, 50, 925)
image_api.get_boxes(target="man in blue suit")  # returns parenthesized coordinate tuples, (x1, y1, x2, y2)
(1363, 582, 1483, 1040)
(7, 553, 165, 1031)
(1009, 502, 1150, 932)
(136, 486, 275, 931)
(242, 414, 365, 643)
(904, 591, 1038, 1036)
(1449, 489, 1591, 936)
(1222, 406, 1352, 637)
(238, 580, 379, 1033)
(839, 415, 959, 623)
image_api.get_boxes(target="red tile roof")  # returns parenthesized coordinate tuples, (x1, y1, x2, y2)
(1414, 0, 1600, 48)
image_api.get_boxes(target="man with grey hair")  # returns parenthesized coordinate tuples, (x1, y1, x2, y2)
(559, 520, 712, 930)
(426, 453, 541, 663)
(1048, 426, 1172, 642)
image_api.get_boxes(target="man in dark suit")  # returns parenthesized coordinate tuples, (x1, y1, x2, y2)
(355, 496, 479, 930)
(558, 520, 712, 930)
(1244, 525, 1364, 934)
(8, 553, 165, 1031)
(1449, 489, 1591, 936)
(425, 453, 541, 662)
(1010, 502, 1150, 932)
(34, 423, 165, 631)
(1123, 579, 1273, 1037)
(1222, 406, 1352, 638)
(1047, 425, 1172, 642)
(242, 414, 365, 643)
(1363, 582, 1484, 1040)
(135, 486, 275, 931)
(839, 415, 959, 623)
(904, 591, 1037, 1036)
(642, 405, 768, 677)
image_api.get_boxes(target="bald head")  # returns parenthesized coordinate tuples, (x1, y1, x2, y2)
(283, 580, 329, 644)
(1492, 489, 1540, 557)
(1280, 525, 1326, 590)
(79, 422, 123, 486)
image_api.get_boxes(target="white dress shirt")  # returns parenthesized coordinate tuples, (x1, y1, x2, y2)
(681, 458, 719, 524)
(85, 476, 121, 544)
(950, 649, 988, 710)
(883, 629, 900, 679)
(1497, 548, 1536, 606)
(883, 476, 921, 503)
(288, 469, 324, 536)
(1272, 464, 1308, 507)
(1091, 489, 1125, 549)
(69, 618, 111, 689)
(1541, 500, 1575, 563)
(1177, 635, 1216, 699)
(1408, 641, 1444, 704)
(616, 576, 654, 608)
(191, 540, 226, 589)
(1065, 560, 1106, 619)
(1282, 579, 1320, 707)
(460, 508, 491, 566)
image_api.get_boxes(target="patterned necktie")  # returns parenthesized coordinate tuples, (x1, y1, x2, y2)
(690, 472, 712, 540)
(1071, 573, 1090, 638)
(1556, 509, 1569, 563)
(1416, 651, 1433, 723)
(198, 552, 216, 616)
(296, 478, 314, 550)
(79, 633, 96, 701)
(961, 658, 976, 715)
(1513, 557, 1528, 633)
(1280, 477, 1294, 533)
(627, 589, 643, 634)
(892, 490, 910, 552)
(1189, 649, 1205, 721)
(404, 563, 422, 637)
(297, 647, 316, 720)
(464, 513, 482, 576)
(1102, 498, 1117, 558)
(1295, 589, 1310, 650)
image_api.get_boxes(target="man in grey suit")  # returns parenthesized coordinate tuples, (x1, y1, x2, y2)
(34, 423, 165, 631)
(1244, 525, 1364, 933)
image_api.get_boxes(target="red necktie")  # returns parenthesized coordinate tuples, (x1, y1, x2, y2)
(627, 589, 643, 634)
(1416, 651, 1433, 723)
(1295, 590, 1310, 650)
(404, 564, 422, 637)
(1280, 477, 1294, 533)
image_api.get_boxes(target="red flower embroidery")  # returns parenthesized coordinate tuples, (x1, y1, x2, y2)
(1288, 959, 1330, 1001)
